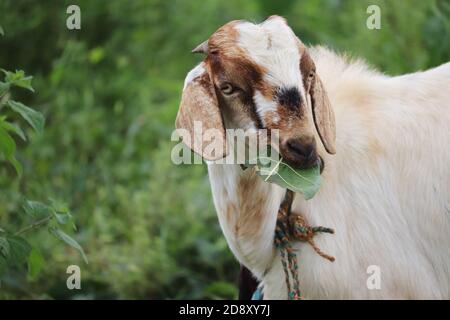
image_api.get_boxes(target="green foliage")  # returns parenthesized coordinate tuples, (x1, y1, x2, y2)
(0, 198, 87, 286)
(0, 0, 448, 299)
(0, 68, 42, 175)
(2, 69, 35, 93)
(0, 43, 86, 294)
(49, 228, 88, 264)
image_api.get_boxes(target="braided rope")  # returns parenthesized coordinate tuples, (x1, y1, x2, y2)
(274, 190, 335, 300)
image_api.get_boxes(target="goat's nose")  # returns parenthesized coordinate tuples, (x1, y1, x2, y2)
(282, 138, 318, 169)
(286, 139, 315, 159)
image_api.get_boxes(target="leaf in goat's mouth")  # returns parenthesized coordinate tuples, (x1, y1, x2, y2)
(246, 152, 322, 200)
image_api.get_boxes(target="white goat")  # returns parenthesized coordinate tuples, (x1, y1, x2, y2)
(175, 16, 450, 299)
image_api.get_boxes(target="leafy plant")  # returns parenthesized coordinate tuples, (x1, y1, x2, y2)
(0, 199, 87, 281)
(0, 69, 44, 175)
(0, 28, 86, 284)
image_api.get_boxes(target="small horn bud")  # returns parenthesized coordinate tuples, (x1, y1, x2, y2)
(192, 40, 209, 54)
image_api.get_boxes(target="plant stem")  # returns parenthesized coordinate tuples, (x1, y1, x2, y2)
(15, 215, 53, 236)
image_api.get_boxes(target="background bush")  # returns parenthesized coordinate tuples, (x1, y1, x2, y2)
(0, 0, 448, 299)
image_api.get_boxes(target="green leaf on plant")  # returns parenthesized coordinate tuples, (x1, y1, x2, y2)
(5, 235, 32, 267)
(247, 149, 322, 200)
(0, 26, 4, 36)
(0, 81, 9, 96)
(23, 200, 54, 218)
(7, 100, 44, 133)
(49, 198, 70, 214)
(54, 212, 73, 225)
(49, 228, 88, 264)
(0, 119, 22, 175)
(1, 69, 34, 92)
(1, 121, 27, 141)
(7, 155, 22, 177)
(0, 122, 15, 158)
(27, 247, 44, 280)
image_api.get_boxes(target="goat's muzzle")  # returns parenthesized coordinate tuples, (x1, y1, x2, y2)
(280, 138, 319, 170)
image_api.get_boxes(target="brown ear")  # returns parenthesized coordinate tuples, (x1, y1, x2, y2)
(175, 65, 228, 161)
(310, 75, 336, 154)
(300, 46, 336, 155)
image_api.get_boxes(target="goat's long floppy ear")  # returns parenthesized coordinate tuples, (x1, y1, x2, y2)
(175, 64, 228, 161)
(310, 75, 336, 154)
(300, 45, 336, 155)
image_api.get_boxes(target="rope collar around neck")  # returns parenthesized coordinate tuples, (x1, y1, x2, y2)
(255, 190, 335, 300)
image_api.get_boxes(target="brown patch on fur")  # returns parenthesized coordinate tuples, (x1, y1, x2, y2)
(262, 111, 281, 129)
(256, 81, 276, 101)
(203, 21, 272, 128)
(300, 49, 316, 92)
(226, 202, 238, 226)
(235, 170, 267, 238)
(299, 47, 336, 154)
(176, 71, 228, 160)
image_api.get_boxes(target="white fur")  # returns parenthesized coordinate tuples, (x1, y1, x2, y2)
(183, 62, 205, 90)
(253, 90, 279, 125)
(204, 46, 450, 299)
(236, 19, 302, 90)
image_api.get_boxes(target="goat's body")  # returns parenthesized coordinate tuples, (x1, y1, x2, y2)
(208, 47, 450, 299)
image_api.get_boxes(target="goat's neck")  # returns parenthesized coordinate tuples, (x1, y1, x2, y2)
(207, 163, 285, 279)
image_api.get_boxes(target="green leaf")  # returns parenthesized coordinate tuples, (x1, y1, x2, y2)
(5, 235, 32, 267)
(1, 121, 27, 141)
(7, 155, 22, 177)
(2, 69, 34, 92)
(0, 26, 4, 36)
(27, 248, 44, 280)
(0, 119, 22, 175)
(49, 198, 70, 214)
(49, 228, 88, 264)
(248, 149, 322, 200)
(0, 81, 9, 96)
(0, 123, 15, 158)
(49, 199, 76, 229)
(7, 100, 44, 133)
(54, 212, 72, 225)
(23, 200, 54, 218)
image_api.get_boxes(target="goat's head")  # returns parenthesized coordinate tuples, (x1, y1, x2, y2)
(176, 16, 336, 170)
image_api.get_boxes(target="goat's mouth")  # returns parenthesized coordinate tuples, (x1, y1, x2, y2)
(318, 156, 325, 174)
(279, 147, 324, 173)
(282, 156, 324, 172)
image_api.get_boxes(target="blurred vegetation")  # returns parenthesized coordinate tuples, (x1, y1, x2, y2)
(0, 0, 448, 299)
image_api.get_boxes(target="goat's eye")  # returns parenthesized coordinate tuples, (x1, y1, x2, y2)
(308, 71, 315, 79)
(220, 83, 235, 95)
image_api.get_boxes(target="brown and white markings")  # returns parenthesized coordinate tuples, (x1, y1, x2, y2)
(176, 15, 450, 299)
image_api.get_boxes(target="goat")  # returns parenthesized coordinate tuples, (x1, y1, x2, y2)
(175, 16, 450, 299)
